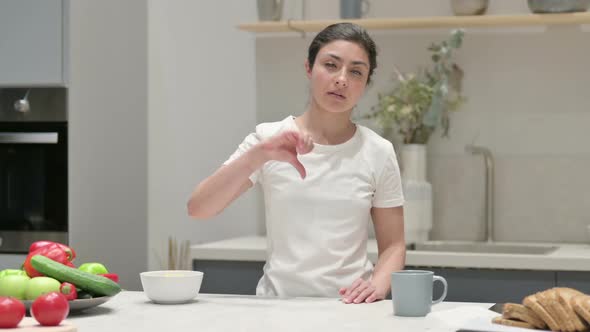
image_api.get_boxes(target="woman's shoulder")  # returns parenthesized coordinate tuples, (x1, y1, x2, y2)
(254, 116, 296, 138)
(356, 124, 395, 152)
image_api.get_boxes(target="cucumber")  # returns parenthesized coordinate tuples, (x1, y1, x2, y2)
(31, 255, 121, 296)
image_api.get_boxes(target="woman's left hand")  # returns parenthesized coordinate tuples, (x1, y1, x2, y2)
(339, 278, 386, 304)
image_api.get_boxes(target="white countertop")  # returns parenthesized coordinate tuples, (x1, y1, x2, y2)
(190, 235, 590, 271)
(67, 291, 506, 332)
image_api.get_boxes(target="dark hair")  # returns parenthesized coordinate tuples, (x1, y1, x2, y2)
(307, 23, 377, 85)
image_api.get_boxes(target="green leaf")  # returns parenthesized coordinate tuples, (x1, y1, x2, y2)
(449, 29, 464, 49)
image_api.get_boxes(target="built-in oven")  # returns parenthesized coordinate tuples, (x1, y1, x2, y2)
(0, 122, 68, 253)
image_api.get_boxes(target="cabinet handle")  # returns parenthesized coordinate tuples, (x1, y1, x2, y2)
(0, 133, 58, 144)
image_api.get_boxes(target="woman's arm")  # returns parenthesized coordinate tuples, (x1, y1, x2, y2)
(187, 131, 313, 219)
(187, 145, 264, 219)
(369, 206, 405, 299)
(340, 206, 405, 303)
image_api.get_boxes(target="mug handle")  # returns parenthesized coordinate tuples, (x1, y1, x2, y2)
(432, 275, 448, 305)
(361, 0, 370, 17)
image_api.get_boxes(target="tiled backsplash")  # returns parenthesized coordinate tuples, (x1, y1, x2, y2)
(430, 155, 590, 243)
(255, 25, 590, 243)
(0, 88, 67, 121)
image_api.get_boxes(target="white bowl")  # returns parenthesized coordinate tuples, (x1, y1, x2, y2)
(140, 270, 204, 304)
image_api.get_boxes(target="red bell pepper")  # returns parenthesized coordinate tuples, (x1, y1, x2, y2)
(28, 241, 76, 261)
(23, 244, 71, 278)
(99, 273, 119, 283)
(60, 282, 78, 300)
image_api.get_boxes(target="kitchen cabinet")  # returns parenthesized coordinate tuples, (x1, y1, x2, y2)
(194, 259, 558, 302)
(421, 267, 555, 303)
(194, 260, 265, 295)
(556, 271, 590, 294)
(0, 0, 66, 86)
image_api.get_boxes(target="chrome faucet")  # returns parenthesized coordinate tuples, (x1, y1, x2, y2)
(465, 145, 494, 243)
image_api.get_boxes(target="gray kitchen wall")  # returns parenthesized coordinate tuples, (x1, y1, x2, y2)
(69, 0, 147, 290)
(255, 1, 590, 243)
(147, 1, 259, 270)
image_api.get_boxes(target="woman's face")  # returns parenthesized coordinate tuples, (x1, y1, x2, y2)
(306, 40, 370, 114)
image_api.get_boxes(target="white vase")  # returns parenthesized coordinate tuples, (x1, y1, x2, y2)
(400, 144, 433, 244)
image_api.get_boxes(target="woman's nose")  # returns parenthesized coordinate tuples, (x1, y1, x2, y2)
(335, 74, 348, 87)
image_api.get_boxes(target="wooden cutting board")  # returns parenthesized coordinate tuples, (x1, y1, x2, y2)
(14, 317, 77, 332)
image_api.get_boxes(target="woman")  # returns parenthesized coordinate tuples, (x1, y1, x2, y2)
(188, 23, 405, 304)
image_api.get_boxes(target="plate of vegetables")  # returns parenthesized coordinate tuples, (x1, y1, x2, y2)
(0, 240, 122, 313)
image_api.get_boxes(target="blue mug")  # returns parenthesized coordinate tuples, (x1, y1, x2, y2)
(340, 0, 370, 19)
(391, 270, 448, 317)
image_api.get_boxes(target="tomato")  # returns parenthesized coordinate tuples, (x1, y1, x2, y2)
(31, 292, 69, 326)
(0, 296, 25, 328)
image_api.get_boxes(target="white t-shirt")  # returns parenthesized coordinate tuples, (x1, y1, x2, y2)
(224, 115, 404, 298)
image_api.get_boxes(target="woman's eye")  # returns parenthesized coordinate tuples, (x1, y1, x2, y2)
(351, 70, 363, 76)
(325, 62, 337, 68)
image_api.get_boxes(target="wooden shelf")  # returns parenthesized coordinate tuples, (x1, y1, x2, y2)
(237, 12, 590, 33)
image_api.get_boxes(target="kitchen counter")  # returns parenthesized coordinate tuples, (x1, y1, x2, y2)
(190, 235, 590, 271)
(67, 291, 502, 332)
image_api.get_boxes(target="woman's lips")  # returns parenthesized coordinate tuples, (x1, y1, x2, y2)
(327, 91, 346, 100)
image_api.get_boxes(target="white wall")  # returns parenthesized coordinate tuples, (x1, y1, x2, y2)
(69, 0, 148, 290)
(147, 1, 259, 270)
(68, 0, 258, 288)
(257, 1, 590, 243)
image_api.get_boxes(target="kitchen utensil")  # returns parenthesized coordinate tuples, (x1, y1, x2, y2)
(340, 0, 370, 19)
(14, 89, 31, 113)
(527, 0, 590, 13)
(450, 0, 489, 16)
(488, 303, 504, 314)
(140, 270, 204, 304)
(391, 270, 448, 317)
(14, 317, 76, 332)
(257, 0, 283, 21)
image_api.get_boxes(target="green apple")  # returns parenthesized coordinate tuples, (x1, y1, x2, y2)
(78, 262, 108, 275)
(0, 269, 27, 278)
(24, 276, 61, 300)
(0, 275, 30, 300)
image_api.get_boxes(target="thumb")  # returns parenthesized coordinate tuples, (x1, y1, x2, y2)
(287, 154, 306, 179)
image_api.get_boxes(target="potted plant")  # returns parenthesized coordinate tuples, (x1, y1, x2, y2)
(363, 29, 466, 244)
(366, 29, 466, 146)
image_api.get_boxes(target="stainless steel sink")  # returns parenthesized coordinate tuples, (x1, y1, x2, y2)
(406, 241, 559, 255)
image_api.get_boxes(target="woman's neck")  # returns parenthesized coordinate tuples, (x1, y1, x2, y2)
(294, 101, 356, 145)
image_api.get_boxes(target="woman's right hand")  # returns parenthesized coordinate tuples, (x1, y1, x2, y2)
(258, 130, 313, 179)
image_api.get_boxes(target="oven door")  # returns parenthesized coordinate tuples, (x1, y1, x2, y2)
(0, 122, 68, 253)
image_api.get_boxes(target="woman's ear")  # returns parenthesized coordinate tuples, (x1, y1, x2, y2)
(304, 59, 312, 79)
